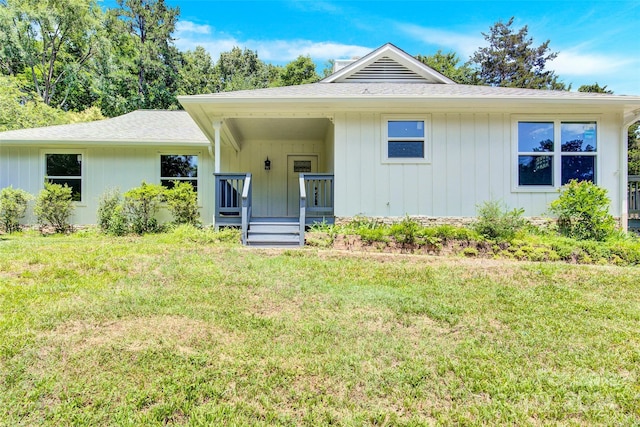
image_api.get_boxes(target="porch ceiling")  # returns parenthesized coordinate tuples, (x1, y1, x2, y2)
(225, 117, 331, 142)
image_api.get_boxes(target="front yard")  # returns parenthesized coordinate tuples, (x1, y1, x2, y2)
(1, 230, 639, 425)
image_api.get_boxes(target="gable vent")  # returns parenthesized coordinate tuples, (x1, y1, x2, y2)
(343, 56, 432, 83)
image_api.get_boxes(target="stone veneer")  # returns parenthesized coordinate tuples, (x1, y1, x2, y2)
(335, 216, 559, 229)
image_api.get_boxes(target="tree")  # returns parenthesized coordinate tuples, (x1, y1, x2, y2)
(214, 47, 280, 92)
(578, 83, 613, 94)
(0, 0, 104, 110)
(111, 0, 181, 110)
(177, 46, 217, 95)
(278, 55, 320, 86)
(416, 50, 476, 84)
(470, 17, 567, 90)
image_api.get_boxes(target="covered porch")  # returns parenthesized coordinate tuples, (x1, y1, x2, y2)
(207, 116, 335, 246)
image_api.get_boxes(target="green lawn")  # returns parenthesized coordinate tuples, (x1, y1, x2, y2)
(1, 230, 639, 426)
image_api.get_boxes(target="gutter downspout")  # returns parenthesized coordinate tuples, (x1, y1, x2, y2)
(621, 111, 640, 232)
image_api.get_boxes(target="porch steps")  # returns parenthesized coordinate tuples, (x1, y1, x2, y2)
(246, 219, 302, 247)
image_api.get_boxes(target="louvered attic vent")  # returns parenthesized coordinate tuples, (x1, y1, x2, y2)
(343, 56, 429, 82)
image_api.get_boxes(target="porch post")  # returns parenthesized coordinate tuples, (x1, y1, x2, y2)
(212, 120, 222, 173)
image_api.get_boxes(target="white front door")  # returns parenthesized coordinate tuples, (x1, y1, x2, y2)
(287, 155, 318, 216)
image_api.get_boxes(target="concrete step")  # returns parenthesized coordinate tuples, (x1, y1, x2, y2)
(246, 232, 301, 246)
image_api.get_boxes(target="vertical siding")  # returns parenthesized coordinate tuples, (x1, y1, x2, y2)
(223, 138, 327, 217)
(0, 145, 213, 226)
(334, 111, 624, 218)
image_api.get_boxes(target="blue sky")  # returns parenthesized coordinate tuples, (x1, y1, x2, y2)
(109, 0, 640, 94)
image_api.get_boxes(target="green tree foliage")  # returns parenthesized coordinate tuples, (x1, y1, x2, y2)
(0, 0, 103, 109)
(34, 182, 75, 233)
(278, 55, 320, 86)
(577, 83, 613, 94)
(415, 50, 476, 84)
(629, 123, 640, 176)
(0, 186, 32, 233)
(470, 17, 567, 90)
(109, 0, 181, 111)
(214, 47, 281, 92)
(549, 180, 616, 241)
(177, 46, 218, 95)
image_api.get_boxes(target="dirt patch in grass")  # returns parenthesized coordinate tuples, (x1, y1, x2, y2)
(39, 315, 240, 356)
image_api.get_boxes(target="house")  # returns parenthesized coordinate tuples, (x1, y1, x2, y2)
(1, 43, 640, 245)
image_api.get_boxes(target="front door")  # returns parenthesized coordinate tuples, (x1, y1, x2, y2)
(287, 155, 318, 216)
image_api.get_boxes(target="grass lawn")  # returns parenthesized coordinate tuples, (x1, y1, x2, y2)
(1, 230, 639, 426)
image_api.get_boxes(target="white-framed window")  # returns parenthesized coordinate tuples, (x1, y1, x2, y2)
(159, 154, 199, 192)
(514, 118, 598, 190)
(382, 115, 431, 163)
(42, 150, 85, 202)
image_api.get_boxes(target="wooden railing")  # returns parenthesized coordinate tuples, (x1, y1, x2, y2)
(629, 175, 640, 217)
(300, 173, 334, 223)
(214, 173, 252, 241)
(299, 174, 334, 246)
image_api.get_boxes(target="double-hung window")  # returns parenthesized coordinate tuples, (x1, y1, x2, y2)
(516, 120, 597, 188)
(44, 152, 84, 202)
(383, 116, 430, 163)
(160, 155, 198, 191)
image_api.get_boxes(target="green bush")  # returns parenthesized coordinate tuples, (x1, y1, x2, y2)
(389, 216, 420, 244)
(472, 200, 527, 241)
(165, 181, 200, 226)
(34, 182, 75, 233)
(549, 180, 616, 241)
(123, 182, 165, 234)
(97, 188, 122, 233)
(0, 186, 32, 233)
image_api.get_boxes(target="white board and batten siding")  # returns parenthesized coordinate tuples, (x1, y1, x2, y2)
(333, 111, 624, 219)
(219, 138, 331, 217)
(0, 145, 214, 225)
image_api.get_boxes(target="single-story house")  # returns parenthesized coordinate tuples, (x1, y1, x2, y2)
(1, 43, 639, 245)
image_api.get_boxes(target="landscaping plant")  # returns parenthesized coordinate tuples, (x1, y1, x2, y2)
(549, 179, 616, 241)
(123, 182, 165, 234)
(472, 200, 527, 241)
(34, 182, 74, 233)
(164, 181, 200, 226)
(0, 186, 32, 233)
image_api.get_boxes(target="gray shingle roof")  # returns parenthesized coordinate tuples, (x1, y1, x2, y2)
(180, 82, 640, 101)
(0, 110, 209, 144)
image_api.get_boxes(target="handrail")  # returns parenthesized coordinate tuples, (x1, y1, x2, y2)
(241, 173, 252, 245)
(299, 174, 307, 246)
(629, 175, 640, 216)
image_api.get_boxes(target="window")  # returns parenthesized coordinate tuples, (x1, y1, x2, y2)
(516, 120, 597, 188)
(45, 152, 83, 201)
(160, 155, 198, 191)
(383, 116, 430, 163)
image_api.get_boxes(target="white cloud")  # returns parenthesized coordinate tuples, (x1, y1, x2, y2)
(174, 23, 371, 63)
(549, 50, 633, 77)
(398, 23, 484, 58)
(175, 21, 212, 36)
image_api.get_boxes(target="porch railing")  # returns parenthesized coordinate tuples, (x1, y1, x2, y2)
(629, 175, 640, 232)
(300, 173, 334, 221)
(214, 173, 252, 242)
(629, 175, 640, 217)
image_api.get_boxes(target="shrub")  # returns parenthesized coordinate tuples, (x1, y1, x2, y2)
(0, 186, 32, 233)
(389, 216, 420, 244)
(97, 188, 122, 233)
(549, 180, 616, 241)
(472, 200, 527, 241)
(165, 181, 200, 226)
(123, 182, 165, 234)
(34, 182, 75, 233)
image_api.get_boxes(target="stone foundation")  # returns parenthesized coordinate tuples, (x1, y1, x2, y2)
(334, 215, 557, 228)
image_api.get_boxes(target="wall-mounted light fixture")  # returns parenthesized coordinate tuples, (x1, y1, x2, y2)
(264, 157, 271, 171)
